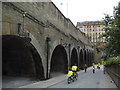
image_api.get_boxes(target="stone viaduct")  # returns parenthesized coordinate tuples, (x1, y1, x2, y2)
(2, 2, 94, 79)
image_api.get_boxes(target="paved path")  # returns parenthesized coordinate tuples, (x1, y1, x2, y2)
(20, 65, 117, 88)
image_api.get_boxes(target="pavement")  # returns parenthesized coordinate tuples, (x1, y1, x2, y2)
(19, 65, 117, 88)
(2, 76, 37, 88)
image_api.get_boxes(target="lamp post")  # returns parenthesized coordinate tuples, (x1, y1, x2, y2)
(60, 2, 68, 18)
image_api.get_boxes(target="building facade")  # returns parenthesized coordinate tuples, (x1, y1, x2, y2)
(76, 21, 105, 46)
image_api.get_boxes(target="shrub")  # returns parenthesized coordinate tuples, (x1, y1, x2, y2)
(105, 55, 120, 65)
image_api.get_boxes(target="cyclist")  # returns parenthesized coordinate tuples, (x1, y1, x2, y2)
(72, 64, 78, 78)
(67, 68, 73, 78)
(72, 64, 77, 72)
(92, 65, 95, 73)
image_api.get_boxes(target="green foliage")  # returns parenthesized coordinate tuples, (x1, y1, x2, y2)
(102, 2, 120, 59)
(105, 55, 120, 65)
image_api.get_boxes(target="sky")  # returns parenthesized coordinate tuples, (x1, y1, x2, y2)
(52, 0, 120, 26)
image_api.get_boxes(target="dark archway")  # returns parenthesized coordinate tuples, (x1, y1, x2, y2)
(2, 35, 44, 79)
(50, 45, 68, 77)
(84, 50, 87, 66)
(86, 51, 89, 67)
(71, 48, 78, 67)
(79, 49, 84, 70)
(91, 52, 94, 64)
(89, 52, 92, 66)
(88, 52, 90, 67)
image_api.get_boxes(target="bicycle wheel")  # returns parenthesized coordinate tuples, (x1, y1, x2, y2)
(67, 77, 71, 84)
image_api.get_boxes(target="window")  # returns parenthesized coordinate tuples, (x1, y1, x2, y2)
(99, 38, 101, 42)
(87, 29, 88, 31)
(96, 29, 97, 31)
(81, 29, 83, 31)
(90, 29, 91, 31)
(93, 29, 94, 31)
(90, 25, 91, 27)
(93, 33, 94, 36)
(84, 29, 86, 31)
(96, 33, 97, 35)
(93, 39, 95, 42)
(96, 36, 97, 42)
(84, 25, 86, 28)
(90, 33, 91, 35)
(99, 33, 101, 35)
(102, 29, 103, 31)
(93, 25, 95, 27)
(99, 25, 100, 27)
(96, 25, 97, 27)
(99, 29, 100, 31)
(102, 38, 103, 42)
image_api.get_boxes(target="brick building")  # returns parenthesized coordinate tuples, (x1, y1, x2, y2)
(76, 21, 105, 47)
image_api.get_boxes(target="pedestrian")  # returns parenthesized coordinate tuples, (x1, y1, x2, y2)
(84, 64, 87, 72)
(92, 65, 95, 73)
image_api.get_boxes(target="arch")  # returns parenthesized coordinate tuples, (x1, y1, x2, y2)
(71, 48, 78, 67)
(86, 50, 89, 67)
(91, 52, 94, 64)
(50, 45, 68, 78)
(88, 51, 90, 67)
(84, 50, 87, 65)
(79, 49, 84, 70)
(90, 51, 92, 66)
(2, 35, 44, 79)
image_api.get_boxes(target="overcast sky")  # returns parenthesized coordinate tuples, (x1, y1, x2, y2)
(52, 0, 120, 26)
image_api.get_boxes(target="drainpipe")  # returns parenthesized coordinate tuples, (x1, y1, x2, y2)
(68, 44, 71, 68)
(77, 46, 80, 68)
(46, 37, 51, 79)
(18, 23, 21, 36)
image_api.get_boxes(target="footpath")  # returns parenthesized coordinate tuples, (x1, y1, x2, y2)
(19, 65, 117, 88)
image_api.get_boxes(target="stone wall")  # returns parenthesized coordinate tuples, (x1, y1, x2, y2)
(106, 64, 120, 89)
(2, 2, 94, 78)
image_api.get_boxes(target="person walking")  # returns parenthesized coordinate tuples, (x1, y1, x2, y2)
(84, 64, 87, 72)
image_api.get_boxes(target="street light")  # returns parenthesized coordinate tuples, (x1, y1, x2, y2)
(60, 1, 68, 18)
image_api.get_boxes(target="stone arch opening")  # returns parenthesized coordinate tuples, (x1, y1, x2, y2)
(71, 48, 78, 67)
(88, 52, 90, 67)
(79, 49, 84, 70)
(50, 45, 68, 78)
(2, 35, 44, 80)
(84, 50, 87, 65)
(91, 52, 94, 64)
(86, 51, 89, 67)
(89, 52, 92, 66)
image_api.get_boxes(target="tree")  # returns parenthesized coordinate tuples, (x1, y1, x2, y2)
(102, 2, 120, 59)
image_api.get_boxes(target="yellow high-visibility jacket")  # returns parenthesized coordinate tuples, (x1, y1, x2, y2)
(93, 67, 95, 70)
(67, 71, 73, 77)
(72, 66, 77, 71)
